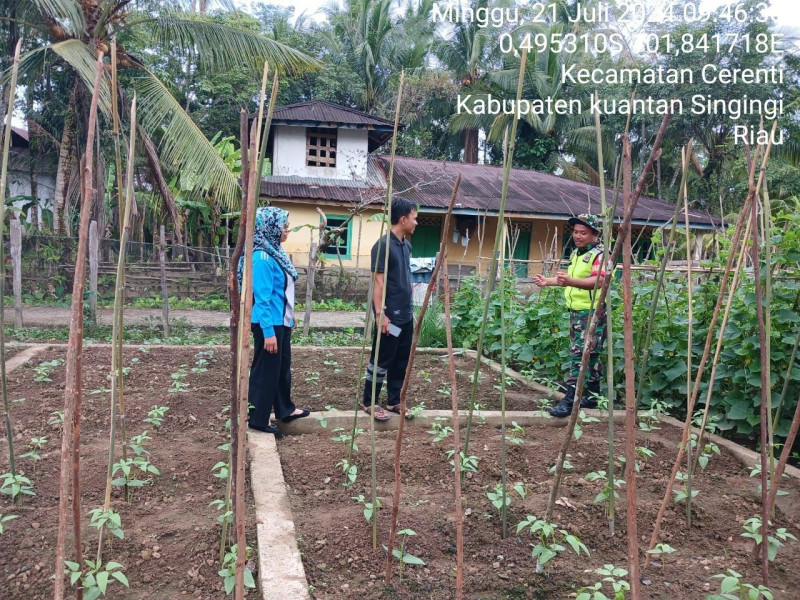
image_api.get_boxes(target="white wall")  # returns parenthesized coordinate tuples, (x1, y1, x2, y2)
(272, 125, 368, 180)
(8, 168, 55, 229)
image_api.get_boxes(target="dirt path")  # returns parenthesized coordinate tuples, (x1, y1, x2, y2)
(3, 306, 365, 330)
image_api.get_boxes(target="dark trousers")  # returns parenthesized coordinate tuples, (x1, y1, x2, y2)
(248, 323, 295, 426)
(363, 320, 414, 408)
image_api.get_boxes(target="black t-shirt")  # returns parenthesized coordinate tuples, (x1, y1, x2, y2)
(371, 231, 413, 324)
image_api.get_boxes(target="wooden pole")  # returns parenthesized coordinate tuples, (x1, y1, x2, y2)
(159, 225, 169, 339)
(302, 242, 318, 337)
(54, 50, 105, 600)
(89, 220, 98, 324)
(11, 219, 22, 329)
(621, 136, 641, 599)
(385, 175, 459, 584)
(441, 239, 464, 600)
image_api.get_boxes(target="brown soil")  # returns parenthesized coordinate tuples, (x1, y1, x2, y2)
(278, 421, 800, 600)
(0, 345, 257, 599)
(290, 349, 552, 412)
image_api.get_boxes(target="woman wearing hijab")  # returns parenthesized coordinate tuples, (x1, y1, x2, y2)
(238, 206, 309, 433)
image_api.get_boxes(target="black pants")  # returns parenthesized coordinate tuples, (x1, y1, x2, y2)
(362, 320, 414, 408)
(248, 324, 295, 427)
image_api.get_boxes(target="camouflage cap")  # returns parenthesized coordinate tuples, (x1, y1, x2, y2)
(568, 214, 601, 233)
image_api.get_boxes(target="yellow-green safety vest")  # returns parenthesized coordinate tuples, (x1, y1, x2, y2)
(564, 245, 604, 311)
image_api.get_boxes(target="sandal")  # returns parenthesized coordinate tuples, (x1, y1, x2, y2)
(281, 408, 310, 423)
(362, 404, 390, 422)
(386, 404, 414, 420)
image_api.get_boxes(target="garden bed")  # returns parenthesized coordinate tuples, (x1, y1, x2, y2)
(275, 348, 800, 600)
(0, 345, 256, 599)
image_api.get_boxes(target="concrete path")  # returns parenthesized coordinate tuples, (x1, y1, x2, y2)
(3, 306, 364, 331)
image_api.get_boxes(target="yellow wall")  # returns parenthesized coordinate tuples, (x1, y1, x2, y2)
(269, 199, 565, 277)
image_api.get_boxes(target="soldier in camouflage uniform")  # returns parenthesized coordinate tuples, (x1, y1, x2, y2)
(533, 214, 608, 418)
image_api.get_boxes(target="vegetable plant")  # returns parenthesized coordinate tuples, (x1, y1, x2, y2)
(577, 564, 630, 600)
(352, 494, 381, 523)
(335, 458, 357, 487)
(515, 515, 589, 573)
(0, 513, 18, 534)
(19, 435, 48, 465)
(32, 358, 64, 382)
(427, 418, 453, 442)
(169, 365, 189, 392)
(0, 472, 35, 504)
(504, 421, 525, 445)
(64, 559, 129, 600)
(218, 544, 256, 595)
(89, 508, 124, 542)
(383, 528, 425, 581)
(706, 569, 773, 600)
(585, 471, 625, 509)
(143, 406, 169, 428)
(486, 482, 526, 513)
(316, 405, 339, 429)
(740, 516, 797, 561)
(445, 450, 478, 474)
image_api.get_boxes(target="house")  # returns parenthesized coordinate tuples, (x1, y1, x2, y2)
(7, 125, 54, 229)
(261, 101, 717, 278)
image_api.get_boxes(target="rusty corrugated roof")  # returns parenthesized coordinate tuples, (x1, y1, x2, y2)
(260, 155, 717, 228)
(271, 101, 395, 128)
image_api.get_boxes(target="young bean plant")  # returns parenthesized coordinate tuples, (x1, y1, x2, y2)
(0, 513, 19, 534)
(143, 406, 169, 428)
(352, 494, 381, 523)
(218, 545, 256, 595)
(169, 365, 189, 392)
(740, 516, 797, 561)
(576, 564, 630, 600)
(0, 472, 35, 504)
(705, 569, 773, 600)
(64, 559, 129, 600)
(32, 358, 65, 383)
(515, 515, 589, 574)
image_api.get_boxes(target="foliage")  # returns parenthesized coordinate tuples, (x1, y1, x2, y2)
(218, 545, 256, 595)
(740, 516, 797, 561)
(64, 559, 129, 600)
(0, 472, 35, 502)
(706, 569, 773, 600)
(89, 508, 125, 541)
(515, 515, 589, 572)
(577, 564, 630, 600)
(0, 513, 19, 534)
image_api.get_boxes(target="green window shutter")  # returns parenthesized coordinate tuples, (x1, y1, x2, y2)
(505, 229, 531, 278)
(320, 214, 352, 259)
(410, 224, 441, 258)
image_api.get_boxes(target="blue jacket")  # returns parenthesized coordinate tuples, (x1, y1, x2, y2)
(251, 250, 295, 337)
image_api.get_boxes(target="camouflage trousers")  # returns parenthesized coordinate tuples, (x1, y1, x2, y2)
(565, 308, 607, 388)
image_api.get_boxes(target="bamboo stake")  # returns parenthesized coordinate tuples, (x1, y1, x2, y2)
(593, 93, 616, 534)
(385, 175, 459, 584)
(367, 71, 405, 553)
(643, 130, 775, 566)
(54, 50, 105, 600)
(545, 112, 673, 522)
(463, 47, 528, 456)
(233, 63, 277, 600)
(441, 239, 464, 600)
(761, 162, 775, 489)
(681, 146, 696, 528)
(0, 39, 21, 490)
(110, 42, 130, 501)
(97, 94, 137, 563)
(226, 109, 251, 549)
(620, 136, 641, 599)
(750, 162, 770, 587)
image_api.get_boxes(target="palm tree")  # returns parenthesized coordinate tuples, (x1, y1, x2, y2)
(4, 0, 319, 238)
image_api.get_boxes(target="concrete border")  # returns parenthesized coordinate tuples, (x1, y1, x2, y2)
(248, 432, 311, 600)
(5, 344, 51, 372)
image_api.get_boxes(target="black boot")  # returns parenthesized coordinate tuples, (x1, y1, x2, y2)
(580, 381, 601, 409)
(548, 385, 576, 418)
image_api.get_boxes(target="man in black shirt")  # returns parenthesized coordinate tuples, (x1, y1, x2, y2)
(363, 197, 418, 421)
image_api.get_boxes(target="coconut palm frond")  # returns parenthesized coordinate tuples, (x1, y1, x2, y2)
(772, 140, 800, 167)
(26, 0, 85, 37)
(133, 70, 241, 211)
(555, 155, 590, 182)
(130, 13, 321, 76)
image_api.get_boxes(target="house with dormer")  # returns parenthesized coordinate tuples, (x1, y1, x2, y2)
(262, 100, 717, 278)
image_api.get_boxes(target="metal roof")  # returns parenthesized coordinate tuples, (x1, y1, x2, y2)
(260, 155, 718, 229)
(271, 101, 396, 128)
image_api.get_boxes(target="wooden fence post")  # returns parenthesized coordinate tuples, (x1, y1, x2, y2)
(302, 243, 317, 337)
(160, 225, 169, 339)
(11, 219, 22, 329)
(89, 220, 98, 325)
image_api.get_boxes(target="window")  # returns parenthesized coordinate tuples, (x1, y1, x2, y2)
(321, 214, 351, 258)
(306, 127, 337, 168)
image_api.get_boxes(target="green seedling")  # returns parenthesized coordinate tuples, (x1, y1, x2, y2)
(335, 458, 357, 487)
(64, 559, 129, 600)
(143, 405, 169, 428)
(112, 456, 160, 493)
(218, 545, 256, 595)
(331, 427, 364, 452)
(89, 508, 124, 542)
(352, 494, 381, 523)
(585, 471, 625, 509)
(672, 471, 699, 504)
(191, 358, 209, 374)
(436, 381, 452, 397)
(516, 515, 589, 574)
(212, 460, 229, 480)
(740, 516, 797, 561)
(316, 405, 340, 428)
(706, 569, 773, 600)
(407, 402, 427, 420)
(304, 371, 320, 385)
(20, 436, 48, 465)
(749, 462, 790, 497)
(323, 359, 342, 373)
(169, 365, 189, 392)
(486, 482, 527, 512)
(0, 472, 35, 503)
(473, 401, 487, 424)
(505, 421, 525, 445)
(49, 410, 65, 428)
(383, 528, 425, 581)
(645, 543, 676, 567)
(446, 451, 478, 474)
(549, 454, 574, 473)
(574, 410, 600, 441)
(32, 358, 65, 383)
(577, 564, 630, 600)
(129, 432, 152, 457)
(210, 499, 233, 525)
(11, 397, 25, 404)
(417, 369, 432, 383)
(427, 418, 453, 443)
(0, 513, 19, 534)
(689, 434, 721, 470)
